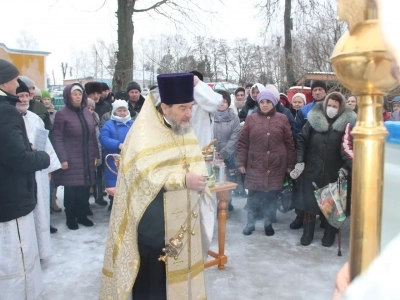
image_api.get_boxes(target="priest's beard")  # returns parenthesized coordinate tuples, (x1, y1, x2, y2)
(16, 104, 29, 114)
(167, 111, 191, 135)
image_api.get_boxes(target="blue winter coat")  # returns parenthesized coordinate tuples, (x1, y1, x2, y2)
(99, 119, 134, 188)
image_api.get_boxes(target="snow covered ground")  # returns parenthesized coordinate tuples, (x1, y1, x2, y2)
(39, 187, 349, 300)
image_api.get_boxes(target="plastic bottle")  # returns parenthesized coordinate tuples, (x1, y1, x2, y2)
(381, 121, 400, 251)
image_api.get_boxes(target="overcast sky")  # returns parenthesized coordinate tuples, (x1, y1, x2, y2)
(0, 0, 262, 84)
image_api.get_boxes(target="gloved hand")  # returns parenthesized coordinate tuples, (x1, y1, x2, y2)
(338, 168, 348, 181)
(290, 163, 305, 179)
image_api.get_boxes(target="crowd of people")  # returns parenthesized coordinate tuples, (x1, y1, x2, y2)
(1, 56, 400, 299)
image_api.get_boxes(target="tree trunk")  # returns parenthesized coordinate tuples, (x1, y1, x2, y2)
(284, 0, 295, 89)
(112, 0, 135, 92)
(225, 61, 229, 82)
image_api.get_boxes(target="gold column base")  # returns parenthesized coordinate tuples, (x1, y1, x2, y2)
(349, 94, 387, 280)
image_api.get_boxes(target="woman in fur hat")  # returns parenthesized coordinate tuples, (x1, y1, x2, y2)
(290, 92, 357, 247)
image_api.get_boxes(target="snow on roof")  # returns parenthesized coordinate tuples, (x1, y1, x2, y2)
(63, 70, 158, 82)
(307, 71, 335, 75)
(0, 42, 50, 56)
(289, 86, 311, 90)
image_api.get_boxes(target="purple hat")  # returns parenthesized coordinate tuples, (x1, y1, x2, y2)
(257, 90, 278, 106)
(157, 73, 194, 105)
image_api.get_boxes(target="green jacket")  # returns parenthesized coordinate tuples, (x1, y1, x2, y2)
(28, 100, 53, 131)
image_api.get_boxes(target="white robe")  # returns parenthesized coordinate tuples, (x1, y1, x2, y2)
(191, 82, 223, 259)
(192, 81, 222, 148)
(0, 212, 43, 300)
(22, 111, 61, 260)
(342, 233, 400, 299)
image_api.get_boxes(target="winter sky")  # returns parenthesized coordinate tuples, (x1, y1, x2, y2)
(0, 0, 262, 83)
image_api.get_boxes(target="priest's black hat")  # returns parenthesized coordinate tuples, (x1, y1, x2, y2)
(157, 73, 194, 105)
(189, 70, 203, 81)
(16, 78, 29, 94)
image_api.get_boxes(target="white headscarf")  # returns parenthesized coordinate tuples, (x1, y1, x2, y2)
(250, 83, 266, 101)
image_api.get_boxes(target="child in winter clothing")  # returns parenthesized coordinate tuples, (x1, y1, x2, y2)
(100, 100, 134, 210)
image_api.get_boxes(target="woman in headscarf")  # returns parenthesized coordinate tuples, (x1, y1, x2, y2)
(290, 93, 307, 118)
(237, 90, 295, 236)
(290, 92, 356, 246)
(233, 87, 246, 114)
(52, 83, 99, 230)
(238, 83, 266, 123)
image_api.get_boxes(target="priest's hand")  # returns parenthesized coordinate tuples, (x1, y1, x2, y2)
(238, 166, 246, 174)
(185, 172, 207, 191)
(332, 262, 350, 300)
(193, 75, 200, 86)
(61, 161, 68, 170)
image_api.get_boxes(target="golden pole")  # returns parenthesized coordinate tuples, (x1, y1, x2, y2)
(331, 1, 398, 281)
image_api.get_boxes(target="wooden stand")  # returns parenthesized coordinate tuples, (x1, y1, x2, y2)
(204, 181, 237, 270)
(106, 181, 238, 270)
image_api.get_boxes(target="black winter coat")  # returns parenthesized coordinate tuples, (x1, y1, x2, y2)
(95, 98, 111, 120)
(289, 106, 299, 119)
(0, 90, 50, 222)
(128, 95, 145, 116)
(276, 101, 296, 138)
(102, 92, 114, 106)
(295, 102, 356, 215)
(238, 95, 258, 123)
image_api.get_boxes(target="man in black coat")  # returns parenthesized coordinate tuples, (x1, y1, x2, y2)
(85, 81, 111, 120)
(100, 82, 114, 106)
(127, 81, 145, 115)
(0, 59, 50, 297)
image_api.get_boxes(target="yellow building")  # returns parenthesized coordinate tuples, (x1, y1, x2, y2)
(0, 43, 50, 89)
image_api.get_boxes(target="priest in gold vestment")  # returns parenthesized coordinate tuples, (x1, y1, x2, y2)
(100, 73, 213, 300)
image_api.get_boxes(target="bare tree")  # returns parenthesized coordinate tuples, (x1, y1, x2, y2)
(70, 49, 91, 79)
(61, 63, 68, 80)
(207, 38, 220, 82)
(230, 38, 257, 86)
(113, 0, 219, 92)
(257, 0, 318, 89)
(218, 39, 230, 82)
(16, 30, 39, 50)
(297, 0, 346, 73)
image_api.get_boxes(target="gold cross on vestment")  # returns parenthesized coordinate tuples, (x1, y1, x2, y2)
(170, 179, 180, 190)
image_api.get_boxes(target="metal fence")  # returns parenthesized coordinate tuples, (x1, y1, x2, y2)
(53, 96, 65, 111)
